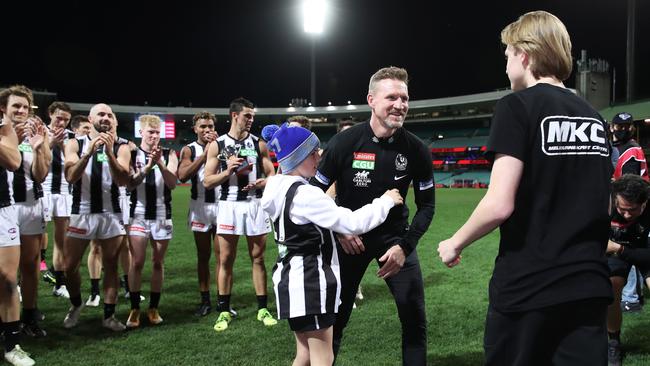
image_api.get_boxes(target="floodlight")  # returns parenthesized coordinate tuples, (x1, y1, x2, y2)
(303, 0, 327, 34)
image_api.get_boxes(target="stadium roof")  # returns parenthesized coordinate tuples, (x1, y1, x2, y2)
(66, 89, 513, 119)
(599, 99, 650, 122)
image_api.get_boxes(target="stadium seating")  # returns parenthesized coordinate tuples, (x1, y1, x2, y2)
(430, 136, 488, 148)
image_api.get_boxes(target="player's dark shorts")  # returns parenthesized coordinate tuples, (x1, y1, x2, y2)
(288, 313, 336, 333)
(484, 298, 608, 366)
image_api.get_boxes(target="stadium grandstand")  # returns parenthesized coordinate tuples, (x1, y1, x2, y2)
(19, 89, 650, 189)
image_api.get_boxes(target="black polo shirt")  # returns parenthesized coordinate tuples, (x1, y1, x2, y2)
(311, 121, 435, 255)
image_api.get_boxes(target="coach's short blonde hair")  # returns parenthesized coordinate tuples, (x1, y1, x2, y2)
(368, 66, 409, 94)
(501, 11, 573, 81)
(139, 115, 162, 129)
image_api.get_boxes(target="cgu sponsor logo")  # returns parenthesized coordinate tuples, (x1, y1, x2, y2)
(540, 116, 609, 157)
(239, 148, 258, 157)
(18, 143, 32, 153)
(96, 153, 108, 162)
(352, 160, 375, 169)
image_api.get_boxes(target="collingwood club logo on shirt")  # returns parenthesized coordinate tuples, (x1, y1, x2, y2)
(540, 115, 609, 157)
(395, 154, 407, 171)
(352, 152, 375, 170)
(353, 170, 371, 187)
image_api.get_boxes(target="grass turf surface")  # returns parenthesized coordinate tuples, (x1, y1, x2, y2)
(23, 187, 650, 365)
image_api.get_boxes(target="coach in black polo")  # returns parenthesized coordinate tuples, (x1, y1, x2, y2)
(311, 66, 435, 366)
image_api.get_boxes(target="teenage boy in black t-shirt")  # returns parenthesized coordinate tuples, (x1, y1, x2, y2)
(438, 11, 612, 366)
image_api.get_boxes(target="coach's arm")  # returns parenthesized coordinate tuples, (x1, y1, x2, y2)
(377, 145, 436, 279)
(437, 154, 523, 267)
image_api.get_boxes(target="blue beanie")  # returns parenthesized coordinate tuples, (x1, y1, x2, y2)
(264, 123, 320, 173)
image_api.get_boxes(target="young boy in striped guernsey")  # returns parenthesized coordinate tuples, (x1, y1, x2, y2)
(261, 124, 402, 366)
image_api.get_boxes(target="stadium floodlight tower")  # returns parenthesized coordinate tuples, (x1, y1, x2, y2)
(303, 0, 327, 107)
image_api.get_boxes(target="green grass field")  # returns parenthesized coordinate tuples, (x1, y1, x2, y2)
(21, 187, 650, 365)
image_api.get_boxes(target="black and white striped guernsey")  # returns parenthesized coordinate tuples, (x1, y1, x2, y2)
(187, 141, 217, 203)
(13, 139, 44, 204)
(216, 133, 264, 201)
(129, 147, 172, 220)
(43, 129, 75, 195)
(70, 135, 124, 215)
(0, 167, 14, 208)
(116, 137, 132, 200)
(272, 182, 340, 319)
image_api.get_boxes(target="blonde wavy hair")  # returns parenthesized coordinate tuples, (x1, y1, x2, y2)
(501, 11, 573, 81)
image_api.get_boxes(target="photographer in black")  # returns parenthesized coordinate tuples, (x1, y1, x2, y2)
(606, 174, 650, 365)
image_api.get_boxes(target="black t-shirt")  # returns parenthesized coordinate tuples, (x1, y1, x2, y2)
(610, 204, 650, 248)
(487, 83, 612, 312)
(612, 205, 650, 271)
(310, 121, 435, 255)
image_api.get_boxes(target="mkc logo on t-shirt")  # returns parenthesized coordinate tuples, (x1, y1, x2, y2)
(352, 152, 375, 170)
(540, 115, 609, 157)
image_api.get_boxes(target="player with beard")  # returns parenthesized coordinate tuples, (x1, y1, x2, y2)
(62, 103, 131, 331)
(85, 119, 137, 307)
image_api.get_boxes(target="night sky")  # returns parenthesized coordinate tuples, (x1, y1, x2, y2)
(5, 0, 649, 108)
